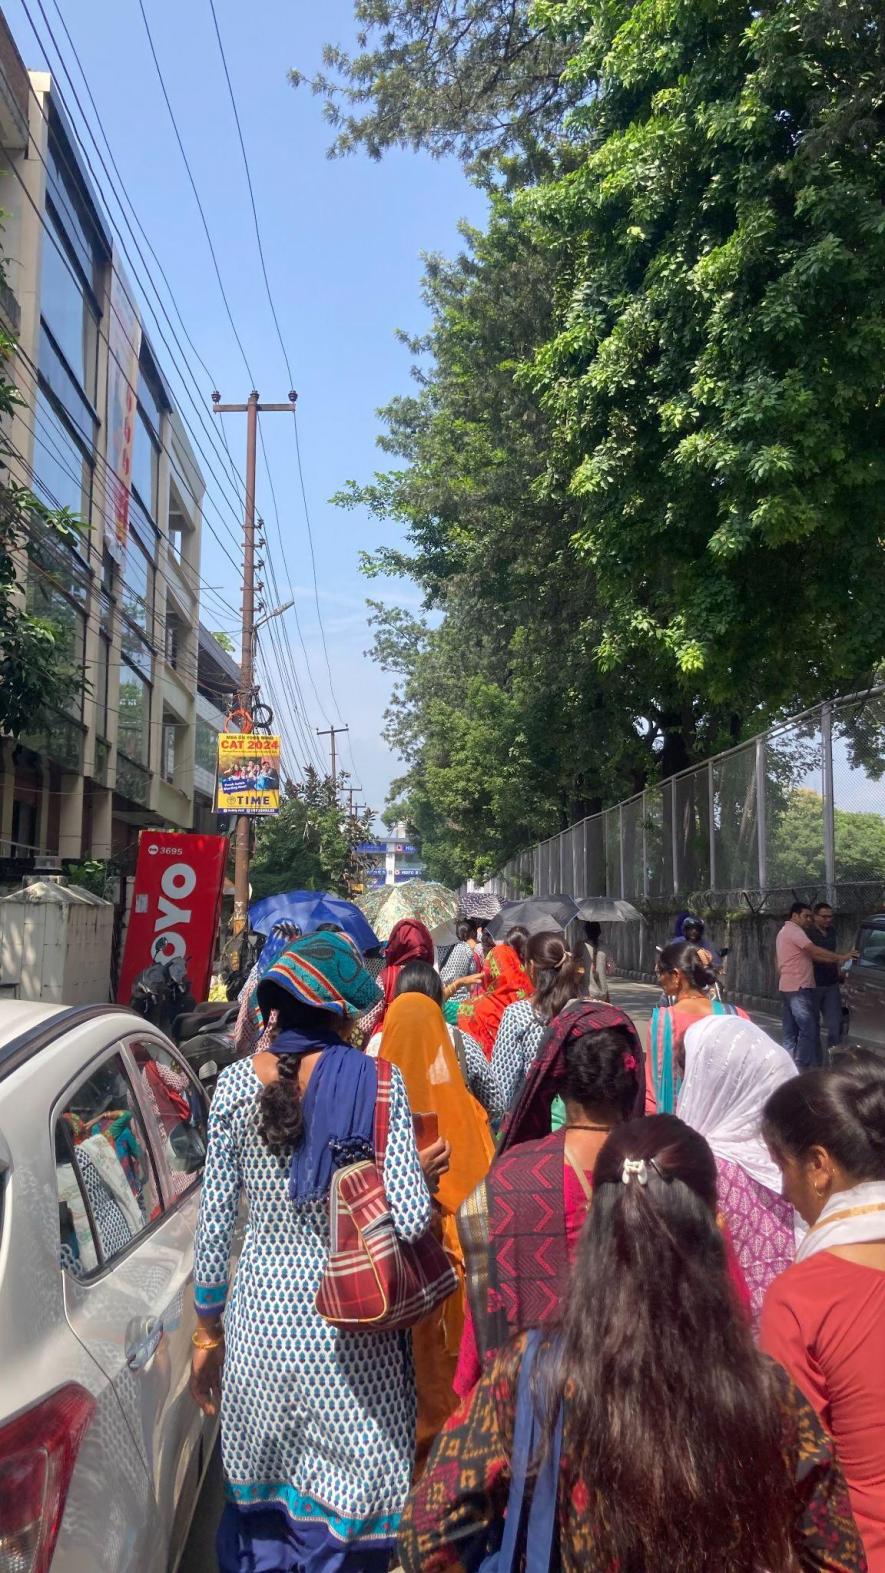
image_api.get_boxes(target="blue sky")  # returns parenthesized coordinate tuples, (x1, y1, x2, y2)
(6, 0, 485, 816)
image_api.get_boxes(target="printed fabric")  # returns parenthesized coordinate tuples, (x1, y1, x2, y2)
(456, 944, 533, 1058)
(194, 1055, 432, 1548)
(397, 1335, 868, 1573)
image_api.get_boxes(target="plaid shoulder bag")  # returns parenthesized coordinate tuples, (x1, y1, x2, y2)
(315, 1058, 458, 1332)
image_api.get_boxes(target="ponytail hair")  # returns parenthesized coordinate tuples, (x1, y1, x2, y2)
(546, 1115, 796, 1572)
(504, 924, 530, 965)
(527, 929, 583, 1022)
(256, 990, 340, 1157)
(657, 937, 715, 991)
(763, 1055, 885, 1181)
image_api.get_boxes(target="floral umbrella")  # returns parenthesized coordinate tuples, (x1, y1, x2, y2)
(357, 880, 458, 942)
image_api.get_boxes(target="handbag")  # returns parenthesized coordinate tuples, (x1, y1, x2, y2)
(480, 1330, 563, 1571)
(315, 1057, 458, 1332)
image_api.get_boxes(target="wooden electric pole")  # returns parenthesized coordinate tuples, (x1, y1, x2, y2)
(212, 388, 298, 956)
(317, 724, 348, 801)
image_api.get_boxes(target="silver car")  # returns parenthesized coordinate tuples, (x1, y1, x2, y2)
(843, 915, 885, 1053)
(0, 1002, 218, 1572)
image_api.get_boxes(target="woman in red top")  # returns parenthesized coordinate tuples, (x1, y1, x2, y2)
(760, 1057, 885, 1571)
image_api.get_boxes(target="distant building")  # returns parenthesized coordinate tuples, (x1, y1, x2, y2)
(0, 16, 230, 868)
(358, 822, 424, 888)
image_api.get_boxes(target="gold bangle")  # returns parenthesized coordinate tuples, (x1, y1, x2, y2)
(192, 1329, 224, 1350)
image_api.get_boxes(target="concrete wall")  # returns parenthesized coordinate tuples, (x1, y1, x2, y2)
(608, 905, 866, 1011)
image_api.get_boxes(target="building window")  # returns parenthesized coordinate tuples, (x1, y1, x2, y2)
(40, 208, 98, 401)
(25, 537, 88, 721)
(121, 537, 153, 634)
(11, 798, 38, 856)
(32, 386, 91, 519)
(96, 633, 111, 738)
(131, 407, 159, 521)
(195, 715, 218, 777)
(162, 714, 178, 783)
(118, 664, 150, 766)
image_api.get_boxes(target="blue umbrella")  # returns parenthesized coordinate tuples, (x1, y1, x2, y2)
(248, 890, 380, 952)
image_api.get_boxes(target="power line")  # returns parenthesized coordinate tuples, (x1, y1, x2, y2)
(203, 1, 357, 762)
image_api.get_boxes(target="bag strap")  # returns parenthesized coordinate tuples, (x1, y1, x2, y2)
(496, 1332, 541, 1570)
(525, 1384, 563, 1571)
(373, 1056, 392, 1166)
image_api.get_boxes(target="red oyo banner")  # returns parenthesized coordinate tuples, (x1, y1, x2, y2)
(117, 830, 228, 1006)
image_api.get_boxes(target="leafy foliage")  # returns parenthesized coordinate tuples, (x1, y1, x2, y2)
(250, 767, 376, 900)
(332, 0, 885, 883)
(291, 0, 581, 179)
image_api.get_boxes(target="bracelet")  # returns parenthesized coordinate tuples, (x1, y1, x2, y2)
(192, 1329, 224, 1351)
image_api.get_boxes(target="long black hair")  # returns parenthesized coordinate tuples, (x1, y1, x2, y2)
(527, 930, 583, 1022)
(256, 986, 341, 1157)
(547, 1115, 796, 1571)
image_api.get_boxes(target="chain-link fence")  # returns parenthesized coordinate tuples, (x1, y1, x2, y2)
(486, 690, 885, 908)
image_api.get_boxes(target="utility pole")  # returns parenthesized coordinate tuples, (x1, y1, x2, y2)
(346, 783, 363, 820)
(317, 724, 348, 801)
(212, 388, 298, 958)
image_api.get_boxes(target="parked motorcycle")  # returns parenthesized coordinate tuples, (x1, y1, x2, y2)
(130, 955, 196, 1037)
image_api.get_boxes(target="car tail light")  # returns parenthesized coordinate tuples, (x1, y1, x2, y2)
(0, 1385, 95, 1573)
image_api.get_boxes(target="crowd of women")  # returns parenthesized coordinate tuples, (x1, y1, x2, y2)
(191, 913, 885, 1573)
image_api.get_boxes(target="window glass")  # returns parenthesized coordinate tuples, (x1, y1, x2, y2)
(121, 537, 153, 632)
(118, 665, 150, 764)
(130, 1041, 207, 1198)
(38, 327, 97, 449)
(46, 133, 103, 292)
(195, 715, 218, 776)
(26, 568, 86, 720)
(55, 1054, 161, 1275)
(96, 633, 111, 737)
(40, 209, 97, 399)
(32, 388, 91, 520)
(858, 928, 885, 968)
(131, 408, 158, 519)
(138, 362, 163, 439)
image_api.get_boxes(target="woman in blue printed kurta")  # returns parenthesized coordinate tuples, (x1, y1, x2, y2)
(192, 932, 437, 1573)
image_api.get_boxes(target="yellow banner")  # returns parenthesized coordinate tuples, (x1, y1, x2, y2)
(216, 734, 281, 816)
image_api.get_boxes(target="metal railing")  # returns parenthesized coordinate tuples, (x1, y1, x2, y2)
(488, 689, 885, 907)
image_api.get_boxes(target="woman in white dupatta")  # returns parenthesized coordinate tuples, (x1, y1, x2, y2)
(760, 1054, 885, 1571)
(678, 1015, 798, 1326)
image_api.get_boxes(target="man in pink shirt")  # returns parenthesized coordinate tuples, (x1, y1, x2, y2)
(776, 902, 856, 1069)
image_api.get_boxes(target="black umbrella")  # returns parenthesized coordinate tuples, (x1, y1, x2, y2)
(575, 897, 643, 923)
(485, 895, 579, 939)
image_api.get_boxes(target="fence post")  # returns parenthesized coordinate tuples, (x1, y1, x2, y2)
(756, 736, 767, 889)
(708, 761, 716, 893)
(671, 783, 680, 895)
(619, 804, 626, 899)
(642, 792, 649, 898)
(821, 703, 836, 897)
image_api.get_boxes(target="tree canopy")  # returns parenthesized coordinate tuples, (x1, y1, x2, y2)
(329, 0, 885, 883)
(249, 767, 376, 900)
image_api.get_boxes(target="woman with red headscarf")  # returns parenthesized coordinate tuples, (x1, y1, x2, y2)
(378, 919, 436, 1022)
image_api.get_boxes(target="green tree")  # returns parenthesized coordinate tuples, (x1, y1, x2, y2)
(250, 768, 376, 900)
(768, 787, 885, 886)
(292, 0, 579, 179)
(211, 630, 236, 655)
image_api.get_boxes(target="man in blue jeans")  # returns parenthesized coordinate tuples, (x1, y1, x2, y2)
(775, 902, 857, 1069)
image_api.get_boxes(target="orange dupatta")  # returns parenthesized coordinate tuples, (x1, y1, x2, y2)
(379, 992, 494, 1216)
(380, 993, 495, 1461)
(456, 942, 533, 1058)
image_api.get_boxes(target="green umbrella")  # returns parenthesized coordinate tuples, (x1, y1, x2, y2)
(358, 880, 458, 941)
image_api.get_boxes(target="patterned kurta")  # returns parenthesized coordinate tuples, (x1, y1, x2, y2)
(398, 1334, 868, 1572)
(716, 1157, 796, 1330)
(440, 941, 482, 1003)
(489, 999, 547, 1121)
(194, 1055, 432, 1546)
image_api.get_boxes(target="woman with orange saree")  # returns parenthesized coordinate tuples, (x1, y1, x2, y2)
(379, 991, 495, 1471)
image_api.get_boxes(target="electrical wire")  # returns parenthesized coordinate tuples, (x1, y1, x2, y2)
(203, 0, 357, 761)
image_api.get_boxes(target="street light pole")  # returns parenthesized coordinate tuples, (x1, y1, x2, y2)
(317, 724, 349, 801)
(212, 389, 298, 959)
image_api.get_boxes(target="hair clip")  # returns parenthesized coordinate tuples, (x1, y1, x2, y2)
(623, 1052, 637, 1072)
(621, 1157, 648, 1186)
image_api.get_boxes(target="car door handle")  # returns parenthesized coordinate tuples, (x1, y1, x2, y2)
(126, 1316, 164, 1370)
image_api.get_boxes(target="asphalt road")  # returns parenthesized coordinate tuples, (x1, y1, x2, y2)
(178, 977, 787, 1566)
